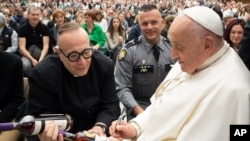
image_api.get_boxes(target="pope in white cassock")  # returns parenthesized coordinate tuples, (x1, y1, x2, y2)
(109, 6, 250, 141)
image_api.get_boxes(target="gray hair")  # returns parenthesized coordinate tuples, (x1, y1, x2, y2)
(28, 6, 41, 14)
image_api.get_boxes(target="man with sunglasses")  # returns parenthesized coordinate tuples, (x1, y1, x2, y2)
(23, 22, 120, 141)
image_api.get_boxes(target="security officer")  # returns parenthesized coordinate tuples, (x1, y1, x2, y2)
(114, 4, 175, 120)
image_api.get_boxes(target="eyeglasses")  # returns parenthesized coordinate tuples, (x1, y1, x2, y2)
(59, 47, 93, 62)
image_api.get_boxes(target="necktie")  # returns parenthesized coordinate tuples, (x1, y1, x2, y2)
(153, 45, 160, 62)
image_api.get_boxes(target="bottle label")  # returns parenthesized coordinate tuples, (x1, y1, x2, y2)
(30, 119, 68, 135)
(31, 121, 42, 135)
(52, 120, 68, 131)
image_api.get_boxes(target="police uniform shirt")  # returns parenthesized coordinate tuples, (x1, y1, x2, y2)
(115, 35, 173, 109)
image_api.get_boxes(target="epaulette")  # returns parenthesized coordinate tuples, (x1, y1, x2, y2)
(162, 37, 170, 44)
(124, 36, 142, 49)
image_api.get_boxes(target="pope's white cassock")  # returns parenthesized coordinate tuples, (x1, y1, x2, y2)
(130, 42, 250, 141)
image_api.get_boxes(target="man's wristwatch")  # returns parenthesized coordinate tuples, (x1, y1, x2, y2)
(94, 123, 107, 133)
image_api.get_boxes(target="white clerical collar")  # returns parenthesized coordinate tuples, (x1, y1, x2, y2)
(196, 41, 229, 72)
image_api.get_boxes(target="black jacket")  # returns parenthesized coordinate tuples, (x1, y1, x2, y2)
(239, 19, 250, 71)
(0, 51, 25, 122)
(8, 20, 19, 32)
(26, 51, 120, 135)
(0, 26, 13, 51)
(126, 24, 141, 43)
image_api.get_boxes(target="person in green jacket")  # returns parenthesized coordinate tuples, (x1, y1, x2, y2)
(82, 10, 108, 56)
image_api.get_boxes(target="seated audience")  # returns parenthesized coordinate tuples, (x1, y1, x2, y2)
(49, 10, 66, 54)
(18, 7, 49, 76)
(105, 17, 126, 63)
(161, 15, 175, 40)
(0, 12, 18, 54)
(81, 10, 106, 56)
(223, 19, 245, 53)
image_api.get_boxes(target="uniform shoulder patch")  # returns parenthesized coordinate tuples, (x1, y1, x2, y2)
(118, 49, 127, 61)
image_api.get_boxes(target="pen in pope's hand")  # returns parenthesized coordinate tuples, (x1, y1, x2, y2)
(116, 108, 126, 127)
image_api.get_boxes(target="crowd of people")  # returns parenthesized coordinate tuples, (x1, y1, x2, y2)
(0, 0, 250, 141)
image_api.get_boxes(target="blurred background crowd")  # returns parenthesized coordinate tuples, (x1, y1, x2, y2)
(0, 0, 249, 58)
